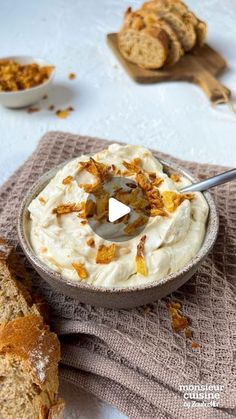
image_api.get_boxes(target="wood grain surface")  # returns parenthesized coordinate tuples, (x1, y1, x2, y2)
(107, 33, 231, 104)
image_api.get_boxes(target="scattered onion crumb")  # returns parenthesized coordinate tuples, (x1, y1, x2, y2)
(167, 301, 200, 350)
(170, 173, 180, 182)
(38, 196, 46, 204)
(167, 301, 189, 332)
(68, 73, 76, 80)
(191, 341, 200, 349)
(27, 107, 40, 113)
(55, 106, 74, 119)
(48, 104, 55, 111)
(62, 176, 73, 185)
(87, 238, 95, 247)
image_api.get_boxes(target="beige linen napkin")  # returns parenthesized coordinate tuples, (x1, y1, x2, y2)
(0, 132, 235, 419)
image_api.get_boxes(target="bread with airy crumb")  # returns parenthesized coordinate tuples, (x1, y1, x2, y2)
(118, 8, 170, 69)
(0, 315, 64, 419)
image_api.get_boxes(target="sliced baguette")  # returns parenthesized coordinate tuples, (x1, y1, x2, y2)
(166, 2, 207, 47)
(159, 11, 196, 51)
(141, 0, 207, 49)
(137, 7, 183, 65)
(140, 1, 197, 51)
(0, 315, 64, 419)
(118, 24, 170, 69)
(195, 19, 207, 47)
(158, 18, 183, 65)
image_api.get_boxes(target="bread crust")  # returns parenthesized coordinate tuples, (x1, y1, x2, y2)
(118, 18, 170, 69)
(48, 399, 65, 419)
(0, 315, 60, 386)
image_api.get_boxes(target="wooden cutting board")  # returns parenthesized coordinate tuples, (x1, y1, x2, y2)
(107, 33, 231, 104)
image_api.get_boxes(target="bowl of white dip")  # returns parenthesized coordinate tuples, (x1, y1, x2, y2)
(17, 144, 219, 308)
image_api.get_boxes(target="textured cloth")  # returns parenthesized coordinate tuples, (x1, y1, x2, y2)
(0, 131, 235, 419)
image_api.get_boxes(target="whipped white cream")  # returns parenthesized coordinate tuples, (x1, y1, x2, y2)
(28, 144, 209, 288)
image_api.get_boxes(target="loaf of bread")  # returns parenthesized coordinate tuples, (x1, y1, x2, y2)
(0, 239, 64, 419)
(118, 0, 207, 69)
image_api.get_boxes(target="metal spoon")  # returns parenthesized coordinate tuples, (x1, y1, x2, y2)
(181, 168, 236, 193)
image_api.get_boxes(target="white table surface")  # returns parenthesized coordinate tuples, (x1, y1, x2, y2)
(1, 0, 236, 417)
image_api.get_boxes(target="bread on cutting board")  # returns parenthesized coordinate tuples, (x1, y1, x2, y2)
(0, 239, 64, 419)
(118, 0, 207, 69)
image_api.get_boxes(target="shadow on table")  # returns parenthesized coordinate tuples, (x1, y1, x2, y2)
(48, 83, 77, 107)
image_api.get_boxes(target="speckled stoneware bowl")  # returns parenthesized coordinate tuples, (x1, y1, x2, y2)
(17, 159, 219, 309)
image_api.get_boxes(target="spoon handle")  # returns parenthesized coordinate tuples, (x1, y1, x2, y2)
(181, 168, 236, 193)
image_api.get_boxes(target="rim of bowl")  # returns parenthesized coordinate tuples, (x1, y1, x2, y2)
(0, 55, 55, 95)
(17, 158, 219, 294)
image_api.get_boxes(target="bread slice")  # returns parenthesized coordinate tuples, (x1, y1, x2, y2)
(157, 10, 196, 51)
(139, 1, 197, 51)
(164, 2, 207, 47)
(141, 0, 206, 49)
(195, 19, 207, 47)
(158, 18, 183, 65)
(0, 315, 64, 419)
(118, 24, 170, 69)
(0, 238, 44, 323)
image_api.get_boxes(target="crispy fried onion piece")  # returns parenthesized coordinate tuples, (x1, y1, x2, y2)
(52, 203, 81, 215)
(78, 200, 96, 218)
(72, 262, 88, 279)
(80, 157, 110, 182)
(136, 173, 152, 191)
(39, 196, 46, 204)
(78, 181, 99, 193)
(96, 243, 116, 264)
(124, 214, 147, 235)
(135, 173, 167, 217)
(167, 302, 199, 348)
(135, 235, 148, 277)
(62, 175, 73, 185)
(114, 188, 149, 212)
(87, 238, 95, 247)
(170, 173, 180, 182)
(150, 208, 167, 217)
(162, 191, 194, 213)
(122, 158, 142, 175)
(167, 302, 189, 332)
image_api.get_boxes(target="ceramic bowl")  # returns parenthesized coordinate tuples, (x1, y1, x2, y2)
(17, 159, 219, 309)
(0, 56, 55, 108)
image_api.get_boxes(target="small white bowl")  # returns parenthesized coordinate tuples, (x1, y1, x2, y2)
(0, 56, 55, 108)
